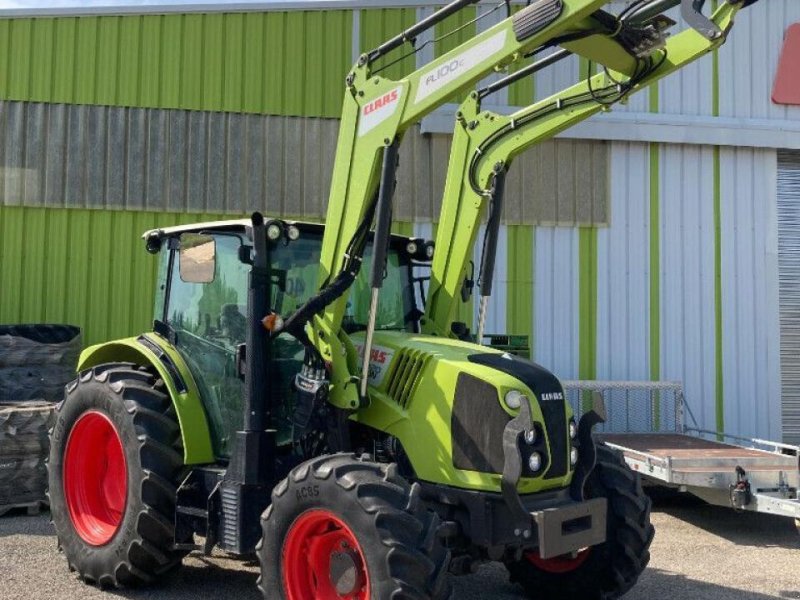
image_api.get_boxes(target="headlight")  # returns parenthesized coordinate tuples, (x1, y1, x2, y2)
(524, 428, 536, 445)
(287, 225, 300, 241)
(528, 452, 543, 472)
(569, 419, 577, 440)
(266, 223, 283, 241)
(406, 241, 418, 255)
(570, 447, 579, 466)
(504, 390, 523, 410)
(424, 241, 435, 259)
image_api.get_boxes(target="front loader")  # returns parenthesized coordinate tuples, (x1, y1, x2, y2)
(47, 1, 761, 599)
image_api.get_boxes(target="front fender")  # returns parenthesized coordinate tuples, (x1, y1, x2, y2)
(78, 334, 215, 465)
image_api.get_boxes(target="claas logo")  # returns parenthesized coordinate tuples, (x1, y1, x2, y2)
(363, 90, 399, 115)
(357, 345, 389, 364)
(368, 349, 389, 364)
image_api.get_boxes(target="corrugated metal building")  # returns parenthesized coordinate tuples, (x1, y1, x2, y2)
(1, 1, 799, 443)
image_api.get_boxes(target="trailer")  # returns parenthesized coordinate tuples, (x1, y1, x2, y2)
(563, 380, 800, 527)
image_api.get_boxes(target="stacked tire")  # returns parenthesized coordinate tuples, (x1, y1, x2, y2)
(0, 401, 56, 512)
(0, 324, 80, 513)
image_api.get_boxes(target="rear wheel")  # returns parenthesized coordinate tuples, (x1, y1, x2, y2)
(505, 444, 655, 600)
(257, 453, 451, 600)
(48, 363, 186, 587)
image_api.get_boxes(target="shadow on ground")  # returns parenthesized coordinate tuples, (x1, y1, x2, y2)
(108, 560, 262, 600)
(652, 493, 800, 550)
(0, 507, 54, 536)
(635, 568, 798, 600)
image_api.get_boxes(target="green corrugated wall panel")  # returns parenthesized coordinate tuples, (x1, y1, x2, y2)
(139, 16, 162, 106)
(578, 227, 598, 410)
(434, 7, 476, 58)
(96, 18, 118, 102)
(243, 14, 266, 113)
(0, 205, 237, 347)
(222, 14, 246, 111)
(30, 19, 54, 100)
(182, 15, 205, 107)
(262, 14, 284, 114)
(74, 19, 97, 104)
(119, 18, 141, 102)
(434, 7, 477, 105)
(54, 19, 77, 101)
(392, 222, 414, 237)
(8, 18, 32, 97)
(0, 20, 8, 94)
(0, 12, 352, 118)
(506, 225, 534, 343)
(506, 63, 535, 107)
(507, 6, 534, 107)
(360, 9, 417, 82)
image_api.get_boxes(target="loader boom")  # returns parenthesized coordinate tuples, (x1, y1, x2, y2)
(422, 0, 750, 338)
(297, 0, 683, 409)
(285, 0, 758, 411)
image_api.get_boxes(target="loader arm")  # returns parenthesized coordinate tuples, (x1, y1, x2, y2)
(423, 0, 752, 338)
(294, 0, 675, 409)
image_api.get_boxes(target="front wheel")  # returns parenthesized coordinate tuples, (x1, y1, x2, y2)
(505, 444, 655, 600)
(257, 454, 451, 600)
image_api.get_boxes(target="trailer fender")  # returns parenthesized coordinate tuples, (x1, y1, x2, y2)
(77, 335, 215, 465)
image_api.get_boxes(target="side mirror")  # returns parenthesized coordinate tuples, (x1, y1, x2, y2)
(179, 233, 216, 284)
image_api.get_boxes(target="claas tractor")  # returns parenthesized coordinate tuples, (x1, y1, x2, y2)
(48, 1, 760, 598)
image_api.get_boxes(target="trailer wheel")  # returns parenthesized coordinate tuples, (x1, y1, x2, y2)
(48, 363, 186, 588)
(505, 444, 655, 600)
(257, 453, 451, 600)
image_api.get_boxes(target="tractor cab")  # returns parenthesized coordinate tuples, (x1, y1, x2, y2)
(143, 219, 431, 457)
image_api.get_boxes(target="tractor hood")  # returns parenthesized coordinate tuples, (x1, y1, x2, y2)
(349, 331, 574, 493)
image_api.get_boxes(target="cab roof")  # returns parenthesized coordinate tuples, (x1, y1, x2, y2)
(142, 218, 315, 239)
(142, 218, 418, 242)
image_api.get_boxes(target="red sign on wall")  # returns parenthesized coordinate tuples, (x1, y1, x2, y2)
(773, 23, 800, 106)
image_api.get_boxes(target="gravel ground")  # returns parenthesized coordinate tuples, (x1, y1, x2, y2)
(1, 498, 798, 600)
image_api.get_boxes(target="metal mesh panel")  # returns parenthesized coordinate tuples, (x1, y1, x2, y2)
(562, 380, 684, 435)
(778, 150, 800, 445)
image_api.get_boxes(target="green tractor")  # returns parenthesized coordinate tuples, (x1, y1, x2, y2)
(47, 1, 759, 598)
(49, 217, 638, 599)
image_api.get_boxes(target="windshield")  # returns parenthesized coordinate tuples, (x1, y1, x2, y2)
(270, 229, 418, 333)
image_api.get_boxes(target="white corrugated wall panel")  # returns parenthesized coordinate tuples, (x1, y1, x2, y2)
(596, 142, 651, 382)
(605, 2, 650, 113)
(656, 7, 714, 116)
(720, 147, 781, 440)
(659, 144, 718, 432)
(534, 54, 580, 102)
(533, 227, 579, 378)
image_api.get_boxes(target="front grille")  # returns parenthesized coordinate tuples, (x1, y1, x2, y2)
(452, 373, 510, 474)
(385, 349, 431, 409)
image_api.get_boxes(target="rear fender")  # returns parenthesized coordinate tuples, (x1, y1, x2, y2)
(77, 334, 215, 465)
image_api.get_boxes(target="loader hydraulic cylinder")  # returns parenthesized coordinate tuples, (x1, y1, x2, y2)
(476, 165, 507, 344)
(360, 140, 400, 400)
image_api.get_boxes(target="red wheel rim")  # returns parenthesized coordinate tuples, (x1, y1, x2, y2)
(282, 509, 370, 600)
(525, 548, 591, 574)
(63, 411, 128, 546)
